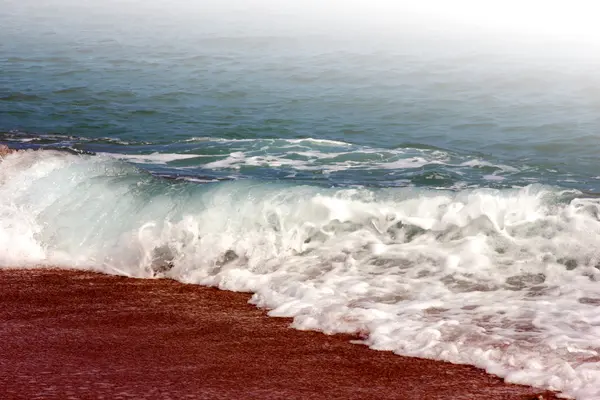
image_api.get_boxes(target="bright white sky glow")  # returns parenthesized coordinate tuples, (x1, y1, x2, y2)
(217, 0, 600, 44)
(184, 0, 600, 47)
(8, 0, 600, 46)
(402, 0, 600, 41)
(276, 0, 600, 43)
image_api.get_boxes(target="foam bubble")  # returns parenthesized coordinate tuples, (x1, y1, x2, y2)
(460, 159, 520, 173)
(286, 138, 353, 146)
(2, 149, 600, 398)
(100, 152, 204, 164)
(183, 137, 352, 147)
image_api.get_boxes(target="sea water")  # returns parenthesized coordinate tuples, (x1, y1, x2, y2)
(2, 1, 600, 398)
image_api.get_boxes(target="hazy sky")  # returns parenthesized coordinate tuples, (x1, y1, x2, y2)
(129, 0, 600, 41)
(4, 0, 600, 48)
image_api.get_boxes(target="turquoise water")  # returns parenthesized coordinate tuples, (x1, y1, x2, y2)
(3, 2, 600, 397)
(3, 1, 600, 191)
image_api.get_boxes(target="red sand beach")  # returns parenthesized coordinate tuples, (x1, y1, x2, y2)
(0, 268, 559, 400)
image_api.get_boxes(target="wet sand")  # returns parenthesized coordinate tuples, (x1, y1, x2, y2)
(0, 268, 559, 400)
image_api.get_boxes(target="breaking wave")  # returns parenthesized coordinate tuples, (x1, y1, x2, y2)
(2, 149, 600, 398)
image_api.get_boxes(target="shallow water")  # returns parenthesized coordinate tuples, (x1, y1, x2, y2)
(2, 1, 600, 398)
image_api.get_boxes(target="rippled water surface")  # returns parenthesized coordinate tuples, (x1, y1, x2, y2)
(3, 1, 600, 190)
(3, 1, 600, 398)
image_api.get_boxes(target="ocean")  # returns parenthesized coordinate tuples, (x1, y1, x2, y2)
(2, 1, 600, 398)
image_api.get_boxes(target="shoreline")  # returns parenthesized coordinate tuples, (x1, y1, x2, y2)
(0, 268, 559, 399)
(0, 143, 15, 157)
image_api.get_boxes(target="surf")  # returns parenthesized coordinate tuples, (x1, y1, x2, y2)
(1, 149, 600, 398)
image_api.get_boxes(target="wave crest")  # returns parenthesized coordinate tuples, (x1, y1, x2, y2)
(1, 149, 600, 398)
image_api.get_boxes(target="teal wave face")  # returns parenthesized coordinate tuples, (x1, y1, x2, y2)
(1, 132, 596, 192)
(2, 2, 600, 194)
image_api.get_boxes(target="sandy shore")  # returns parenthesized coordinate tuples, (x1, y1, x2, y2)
(0, 268, 559, 400)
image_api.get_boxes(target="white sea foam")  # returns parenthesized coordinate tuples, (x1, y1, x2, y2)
(286, 138, 352, 146)
(483, 174, 506, 181)
(100, 152, 204, 164)
(202, 151, 348, 172)
(182, 137, 352, 147)
(460, 159, 520, 173)
(379, 157, 443, 169)
(2, 150, 600, 399)
(178, 177, 220, 183)
(200, 147, 449, 174)
(172, 137, 520, 179)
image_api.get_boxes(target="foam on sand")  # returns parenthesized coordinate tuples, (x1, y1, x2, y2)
(1, 149, 600, 398)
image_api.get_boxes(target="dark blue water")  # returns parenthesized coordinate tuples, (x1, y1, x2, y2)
(3, 0, 600, 191)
